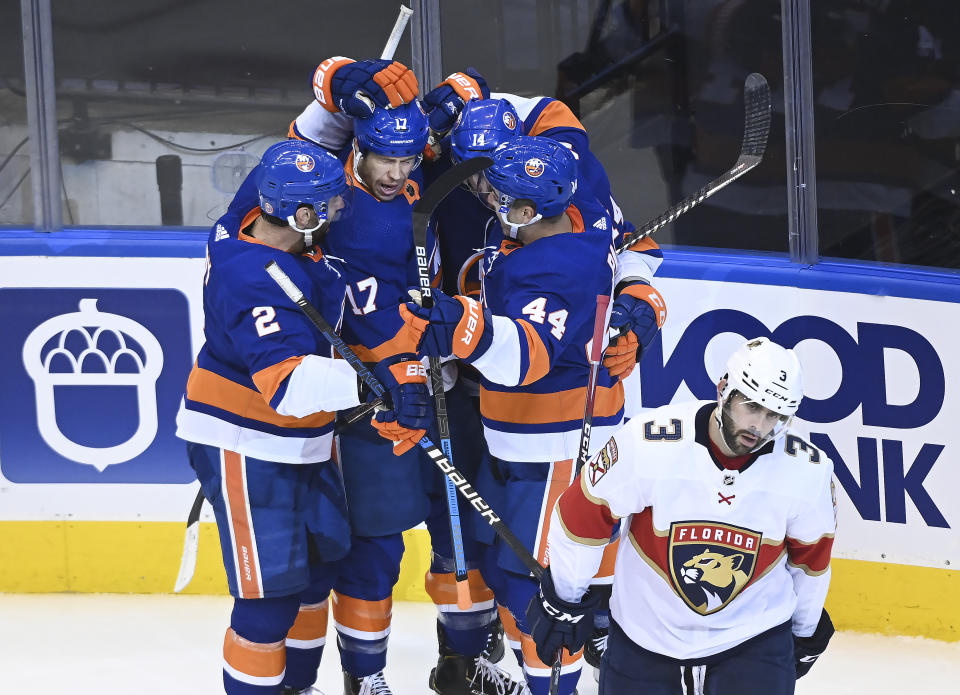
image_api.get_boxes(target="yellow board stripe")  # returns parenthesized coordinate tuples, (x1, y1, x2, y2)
(0, 522, 956, 642)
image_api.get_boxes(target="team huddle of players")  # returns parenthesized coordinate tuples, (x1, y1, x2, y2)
(175, 57, 836, 695)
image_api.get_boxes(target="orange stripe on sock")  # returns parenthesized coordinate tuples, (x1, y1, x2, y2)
(287, 601, 329, 641)
(331, 592, 392, 633)
(498, 605, 523, 644)
(520, 632, 582, 668)
(223, 451, 261, 598)
(539, 460, 574, 566)
(424, 568, 495, 605)
(223, 627, 285, 679)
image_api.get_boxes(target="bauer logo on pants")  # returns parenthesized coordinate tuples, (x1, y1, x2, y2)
(0, 288, 195, 483)
(668, 521, 761, 615)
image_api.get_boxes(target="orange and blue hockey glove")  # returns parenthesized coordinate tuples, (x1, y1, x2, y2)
(603, 282, 667, 380)
(369, 353, 431, 455)
(422, 68, 490, 133)
(313, 57, 419, 118)
(399, 288, 493, 362)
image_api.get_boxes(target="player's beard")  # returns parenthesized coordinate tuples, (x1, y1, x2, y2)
(719, 401, 764, 456)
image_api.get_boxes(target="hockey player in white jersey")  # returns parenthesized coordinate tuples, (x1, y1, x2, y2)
(526, 337, 837, 694)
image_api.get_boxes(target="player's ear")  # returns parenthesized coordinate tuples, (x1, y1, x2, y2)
(294, 205, 314, 227)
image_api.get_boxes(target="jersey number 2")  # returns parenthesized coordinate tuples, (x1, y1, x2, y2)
(252, 306, 280, 336)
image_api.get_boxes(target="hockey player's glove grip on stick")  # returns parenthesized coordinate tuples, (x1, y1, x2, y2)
(400, 290, 492, 362)
(603, 282, 666, 380)
(368, 354, 432, 455)
(422, 68, 490, 134)
(313, 57, 419, 118)
(794, 608, 834, 679)
(525, 567, 601, 666)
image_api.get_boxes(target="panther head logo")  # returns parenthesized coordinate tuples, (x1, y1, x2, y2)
(679, 550, 749, 612)
(668, 522, 761, 615)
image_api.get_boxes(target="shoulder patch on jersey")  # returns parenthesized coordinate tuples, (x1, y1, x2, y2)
(668, 521, 762, 615)
(214, 224, 229, 241)
(588, 436, 618, 486)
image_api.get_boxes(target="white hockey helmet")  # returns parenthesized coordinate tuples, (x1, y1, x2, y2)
(717, 337, 803, 448)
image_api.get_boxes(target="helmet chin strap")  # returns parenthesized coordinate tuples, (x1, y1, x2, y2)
(287, 214, 325, 248)
(495, 192, 541, 239)
(351, 141, 369, 189)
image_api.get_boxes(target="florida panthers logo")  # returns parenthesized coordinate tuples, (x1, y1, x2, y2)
(668, 522, 761, 615)
(524, 157, 545, 177)
(295, 154, 315, 172)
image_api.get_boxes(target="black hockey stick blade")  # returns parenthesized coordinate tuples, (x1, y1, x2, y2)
(617, 72, 772, 253)
(413, 157, 493, 305)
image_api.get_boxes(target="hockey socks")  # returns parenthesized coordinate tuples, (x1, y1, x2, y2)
(426, 565, 498, 657)
(282, 599, 329, 690)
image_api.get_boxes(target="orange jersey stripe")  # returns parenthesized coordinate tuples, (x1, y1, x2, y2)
(786, 535, 834, 575)
(223, 628, 285, 679)
(223, 451, 261, 598)
(516, 319, 551, 386)
(539, 459, 574, 566)
(186, 365, 335, 429)
(624, 236, 660, 253)
(424, 568, 495, 605)
(528, 100, 586, 137)
(251, 356, 303, 405)
(331, 593, 392, 633)
(480, 382, 624, 425)
(287, 601, 329, 641)
(594, 536, 620, 580)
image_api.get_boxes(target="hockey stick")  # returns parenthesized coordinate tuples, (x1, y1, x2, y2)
(549, 294, 610, 694)
(616, 72, 772, 254)
(265, 258, 545, 580)
(173, 11, 417, 593)
(173, 391, 382, 593)
(380, 5, 414, 60)
(412, 156, 493, 610)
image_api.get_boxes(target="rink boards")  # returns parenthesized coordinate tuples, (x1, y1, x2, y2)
(0, 236, 956, 641)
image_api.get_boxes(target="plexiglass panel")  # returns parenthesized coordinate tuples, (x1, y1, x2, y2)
(812, 1, 960, 269)
(0, 3, 30, 226)
(440, 0, 789, 252)
(47, 0, 412, 228)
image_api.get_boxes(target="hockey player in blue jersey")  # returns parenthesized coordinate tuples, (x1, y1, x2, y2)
(175, 140, 432, 695)
(426, 91, 667, 676)
(290, 60, 523, 695)
(401, 136, 654, 695)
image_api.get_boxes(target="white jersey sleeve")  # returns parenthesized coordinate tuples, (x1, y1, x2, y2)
(292, 101, 354, 152)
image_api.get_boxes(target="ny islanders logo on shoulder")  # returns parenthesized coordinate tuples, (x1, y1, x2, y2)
(668, 521, 762, 615)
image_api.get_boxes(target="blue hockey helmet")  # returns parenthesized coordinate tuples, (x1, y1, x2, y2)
(484, 136, 578, 237)
(450, 98, 522, 164)
(353, 101, 430, 160)
(256, 140, 350, 245)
